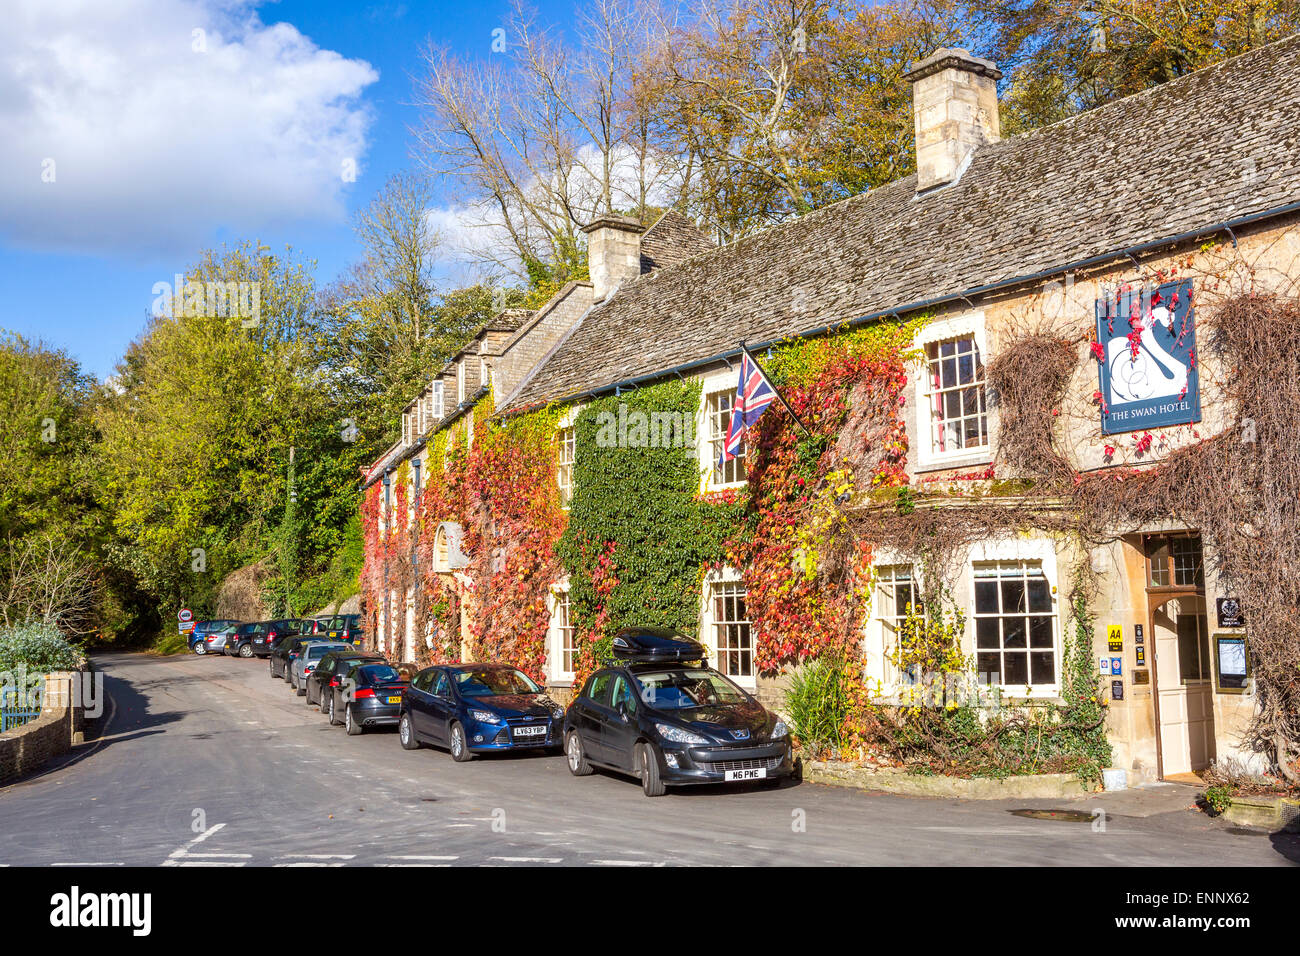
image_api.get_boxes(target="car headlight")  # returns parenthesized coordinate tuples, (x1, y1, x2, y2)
(549, 705, 564, 719)
(655, 723, 708, 745)
(770, 719, 789, 739)
(470, 709, 501, 724)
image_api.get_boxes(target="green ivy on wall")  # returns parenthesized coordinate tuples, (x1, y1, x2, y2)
(557, 379, 745, 672)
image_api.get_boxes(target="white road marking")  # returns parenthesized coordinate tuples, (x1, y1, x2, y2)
(51, 862, 125, 867)
(390, 855, 459, 861)
(283, 853, 355, 860)
(590, 859, 660, 867)
(164, 822, 228, 864)
(489, 856, 562, 863)
(187, 861, 246, 867)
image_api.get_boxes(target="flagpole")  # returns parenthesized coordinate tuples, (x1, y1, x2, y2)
(739, 341, 812, 437)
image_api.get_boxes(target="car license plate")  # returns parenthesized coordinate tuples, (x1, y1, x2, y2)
(513, 725, 546, 738)
(386, 696, 402, 704)
(724, 767, 767, 782)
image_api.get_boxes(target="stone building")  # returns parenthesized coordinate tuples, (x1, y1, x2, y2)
(362, 37, 1300, 783)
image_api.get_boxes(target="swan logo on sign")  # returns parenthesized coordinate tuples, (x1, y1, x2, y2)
(1095, 278, 1200, 435)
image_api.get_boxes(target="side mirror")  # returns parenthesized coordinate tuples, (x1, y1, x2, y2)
(616, 700, 630, 721)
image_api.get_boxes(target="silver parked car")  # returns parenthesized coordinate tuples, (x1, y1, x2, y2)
(289, 642, 349, 696)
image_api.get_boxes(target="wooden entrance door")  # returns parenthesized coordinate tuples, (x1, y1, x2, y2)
(1151, 594, 1216, 775)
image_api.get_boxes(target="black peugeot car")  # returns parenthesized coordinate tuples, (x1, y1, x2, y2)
(326, 660, 409, 735)
(398, 663, 565, 761)
(562, 628, 793, 797)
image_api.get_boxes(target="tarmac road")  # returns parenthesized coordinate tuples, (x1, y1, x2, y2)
(1, 652, 1295, 867)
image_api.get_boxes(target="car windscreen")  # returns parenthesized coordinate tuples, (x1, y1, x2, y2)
(454, 668, 540, 697)
(357, 664, 402, 684)
(633, 670, 748, 710)
(306, 645, 345, 660)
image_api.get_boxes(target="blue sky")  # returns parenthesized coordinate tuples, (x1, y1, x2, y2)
(0, 0, 570, 379)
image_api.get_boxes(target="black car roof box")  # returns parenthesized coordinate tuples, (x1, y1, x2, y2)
(611, 627, 705, 663)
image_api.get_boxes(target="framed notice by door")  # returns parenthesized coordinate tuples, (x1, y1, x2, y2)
(1214, 634, 1249, 693)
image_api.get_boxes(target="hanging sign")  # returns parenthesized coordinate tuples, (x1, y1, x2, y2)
(1135, 645, 1146, 666)
(1095, 278, 1200, 435)
(1216, 597, 1246, 628)
(1111, 680, 1125, 701)
(1110, 656, 1123, 676)
(1100, 658, 1112, 675)
(1107, 625, 1123, 652)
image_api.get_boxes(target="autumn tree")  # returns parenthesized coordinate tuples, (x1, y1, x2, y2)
(639, 0, 963, 239)
(413, 0, 667, 285)
(967, 0, 1300, 133)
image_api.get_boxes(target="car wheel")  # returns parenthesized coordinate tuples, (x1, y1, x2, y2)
(328, 695, 341, 726)
(399, 713, 421, 750)
(565, 731, 593, 776)
(239, 644, 253, 658)
(270, 660, 278, 679)
(449, 722, 472, 762)
(193, 642, 206, 656)
(319, 688, 331, 714)
(295, 677, 306, 697)
(638, 742, 666, 797)
(345, 705, 362, 736)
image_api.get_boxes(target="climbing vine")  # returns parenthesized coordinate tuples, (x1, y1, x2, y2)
(558, 380, 742, 684)
(726, 321, 920, 671)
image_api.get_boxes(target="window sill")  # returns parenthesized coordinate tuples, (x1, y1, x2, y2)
(704, 479, 748, 493)
(914, 452, 993, 476)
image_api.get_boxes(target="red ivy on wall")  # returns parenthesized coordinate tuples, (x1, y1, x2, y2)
(729, 328, 915, 673)
(360, 408, 567, 682)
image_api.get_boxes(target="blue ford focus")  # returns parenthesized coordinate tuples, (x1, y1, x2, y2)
(398, 663, 565, 761)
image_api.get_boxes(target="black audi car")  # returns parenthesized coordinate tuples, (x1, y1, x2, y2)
(269, 634, 330, 680)
(326, 661, 409, 735)
(306, 650, 385, 710)
(398, 663, 565, 761)
(562, 628, 793, 796)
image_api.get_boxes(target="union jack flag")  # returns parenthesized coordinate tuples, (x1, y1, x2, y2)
(720, 350, 778, 465)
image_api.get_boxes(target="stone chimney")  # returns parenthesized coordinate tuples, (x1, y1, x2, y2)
(905, 48, 1002, 193)
(582, 214, 641, 303)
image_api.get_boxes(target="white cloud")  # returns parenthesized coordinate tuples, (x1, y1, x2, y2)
(425, 142, 682, 287)
(0, 0, 378, 255)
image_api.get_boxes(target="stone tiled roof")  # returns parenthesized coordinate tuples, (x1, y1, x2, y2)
(640, 209, 716, 273)
(504, 34, 1300, 412)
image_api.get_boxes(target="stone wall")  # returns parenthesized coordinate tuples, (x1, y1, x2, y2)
(0, 668, 91, 785)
